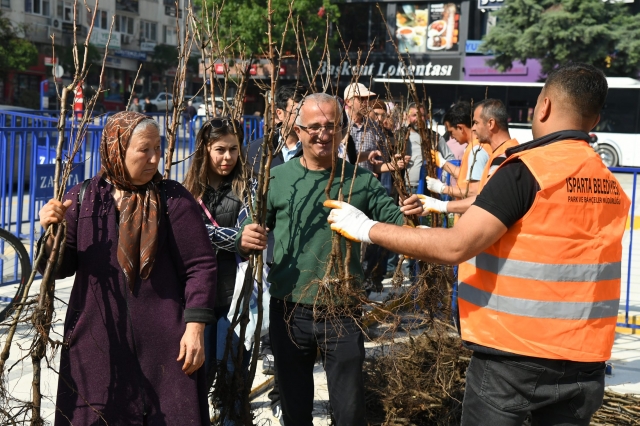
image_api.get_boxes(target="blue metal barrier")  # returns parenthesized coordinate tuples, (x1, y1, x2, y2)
(0, 112, 264, 271)
(610, 167, 640, 331)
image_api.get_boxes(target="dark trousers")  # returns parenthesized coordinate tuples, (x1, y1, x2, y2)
(259, 333, 280, 406)
(361, 243, 388, 289)
(462, 352, 605, 426)
(269, 298, 367, 426)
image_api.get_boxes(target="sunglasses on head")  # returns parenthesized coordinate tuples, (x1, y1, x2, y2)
(204, 117, 244, 137)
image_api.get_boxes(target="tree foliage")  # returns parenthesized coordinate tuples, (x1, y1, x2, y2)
(481, 0, 640, 77)
(59, 43, 102, 79)
(194, 0, 340, 57)
(0, 11, 38, 74)
(151, 44, 180, 74)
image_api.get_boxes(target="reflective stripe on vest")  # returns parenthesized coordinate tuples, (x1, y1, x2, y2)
(458, 283, 619, 320)
(465, 252, 621, 282)
(458, 139, 631, 362)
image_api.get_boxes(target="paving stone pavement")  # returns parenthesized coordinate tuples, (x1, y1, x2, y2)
(2, 275, 639, 425)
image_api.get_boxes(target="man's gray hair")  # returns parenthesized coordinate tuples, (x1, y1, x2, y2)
(132, 118, 161, 137)
(295, 93, 343, 125)
(474, 99, 509, 130)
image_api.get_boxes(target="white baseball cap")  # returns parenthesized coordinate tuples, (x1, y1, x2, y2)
(343, 83, 376, 100)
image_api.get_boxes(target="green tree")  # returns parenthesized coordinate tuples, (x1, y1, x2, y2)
(194, 0, 340, 57)
(481, 0, 640, 77)
(0, 11, 38, 74)
(151, 44, 180, 75)
(59, 43, 102, 80)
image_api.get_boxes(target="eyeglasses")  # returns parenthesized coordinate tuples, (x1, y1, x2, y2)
(297, 122, 344, 135)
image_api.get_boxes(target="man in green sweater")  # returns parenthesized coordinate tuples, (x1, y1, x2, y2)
(237, 92, 421, 425)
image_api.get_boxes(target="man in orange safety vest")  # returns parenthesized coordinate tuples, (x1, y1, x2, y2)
(421, 98, 519, 215)
(325, 63, 631, 426)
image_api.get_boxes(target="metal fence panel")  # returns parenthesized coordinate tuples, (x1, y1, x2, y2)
(0, 112, 264, 271)
(612, 167, 640, 331)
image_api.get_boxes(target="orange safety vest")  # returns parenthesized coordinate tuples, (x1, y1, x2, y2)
(457, 139, 492, 191)
(458, 139, 630, 362)
(478, 138, 519, 190)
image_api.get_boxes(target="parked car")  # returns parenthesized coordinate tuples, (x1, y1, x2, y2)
(142, 92, 174, 112)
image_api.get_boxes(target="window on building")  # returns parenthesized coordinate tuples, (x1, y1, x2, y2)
(338, 3, 387, 53)
(140, 21, 157, 41)
(94, 9, 111, 30)
(26, 0, 50, 15)
(59, 2, 73, 21)
(2, 0, 11, 8)
(115, 15, 134, 34)
(164, 26, 177, 45)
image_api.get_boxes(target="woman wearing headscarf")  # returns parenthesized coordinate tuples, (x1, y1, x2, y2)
(38, 111, 217, 425)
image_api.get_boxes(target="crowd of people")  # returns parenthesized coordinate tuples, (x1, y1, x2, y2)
(38, 62, 629, 426)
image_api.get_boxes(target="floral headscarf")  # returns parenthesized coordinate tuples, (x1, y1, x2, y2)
(99, 111, 162, 291)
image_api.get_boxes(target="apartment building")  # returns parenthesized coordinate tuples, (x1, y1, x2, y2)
(1, 0, 190, 107)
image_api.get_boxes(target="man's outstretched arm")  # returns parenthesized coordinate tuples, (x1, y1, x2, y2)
(368, 205, 507, 264)
(327, 200, 508, 265)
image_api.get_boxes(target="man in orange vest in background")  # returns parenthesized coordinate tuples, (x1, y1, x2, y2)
(325, 63, 631, 425)
(422, 99, 519, 215)
(426, 101, 491, 199)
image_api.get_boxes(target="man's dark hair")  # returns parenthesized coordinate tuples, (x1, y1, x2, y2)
(544, 63, 608, 119)
(443, 101, 472, 128)
(474, 98, 509, 130)
(275, 84, 310, 111)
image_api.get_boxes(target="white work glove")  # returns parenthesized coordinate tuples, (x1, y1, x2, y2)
(430, 150, 447, 168)
(426, 177, 447, 194)
(324, 200, 378, 243)
(416, 194, 448, 215)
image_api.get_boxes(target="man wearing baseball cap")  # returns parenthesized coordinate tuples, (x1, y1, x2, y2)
(343, 82, 383, 173)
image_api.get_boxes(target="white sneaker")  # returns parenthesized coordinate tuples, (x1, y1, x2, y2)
(261, 354, 275, 375)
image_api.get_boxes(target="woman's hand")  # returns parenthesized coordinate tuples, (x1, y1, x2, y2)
(177, 322, 206, 375)
(239, 224, 268, 255)
(39, 199, 73, 229)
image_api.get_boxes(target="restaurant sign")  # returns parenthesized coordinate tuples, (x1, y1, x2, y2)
(318, 57, 461, 80)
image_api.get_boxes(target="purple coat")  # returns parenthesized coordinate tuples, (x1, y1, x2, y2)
(49, 176, 217, 425)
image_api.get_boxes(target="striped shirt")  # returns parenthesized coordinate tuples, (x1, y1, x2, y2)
(349, 117, 383, 172)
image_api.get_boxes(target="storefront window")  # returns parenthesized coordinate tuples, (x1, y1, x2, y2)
(395, 2, 460, 53)
(338, 3, 388, 53)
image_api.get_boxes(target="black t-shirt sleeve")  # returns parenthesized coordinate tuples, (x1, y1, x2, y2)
(473, 159, 539, 228)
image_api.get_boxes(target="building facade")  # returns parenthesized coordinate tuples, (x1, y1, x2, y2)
(1, 0, 193, 108)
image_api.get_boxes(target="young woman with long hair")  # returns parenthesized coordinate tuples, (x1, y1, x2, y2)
(183, 118, 255, 422)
